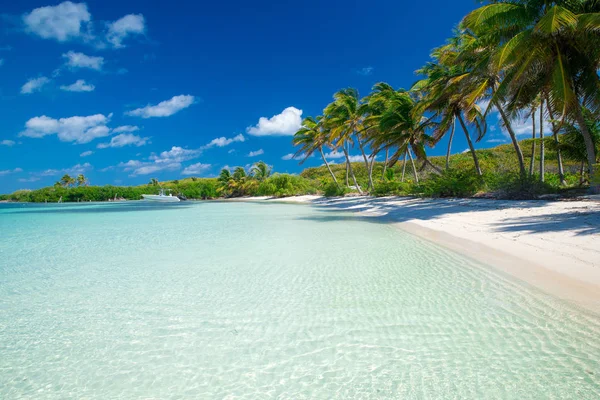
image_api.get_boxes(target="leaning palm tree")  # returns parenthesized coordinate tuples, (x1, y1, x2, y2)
(292, 116, 341, 189)
(462, 0, 600, 188)
(414, 57, 486, 177)
(370, 89, 438, 183)
(324, 88, 377, 192)
(60, 174, 74, 188)
(76, 174, 88, 187)
(250, 161, 272, 181)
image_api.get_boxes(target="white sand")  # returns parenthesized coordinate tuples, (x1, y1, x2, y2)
(239, 195, 600, 312)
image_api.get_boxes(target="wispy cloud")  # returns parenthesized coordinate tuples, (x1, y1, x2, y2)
(126, 95, 195, 118)
(247, 149, 264, 157)
(97, 133, 149, 149)
(182, 163, 211, 175)
(203, 134, 245, 149)
(62, 51, 103, 70)
(0, 167, 23, 176)
(116, 146, 202, 176)
(106, 14, 145, 48)
(112, 125, 139, 133)
(80, 150, 93, 157)
(21, 76, 50, 94)
(60, 79, 95, 92)
(356, 66, 374, 76)
(1, 139, 16, 147)
(247, 107, 302, 136)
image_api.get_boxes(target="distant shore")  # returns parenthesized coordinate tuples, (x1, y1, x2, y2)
(232, 195, 600, 313)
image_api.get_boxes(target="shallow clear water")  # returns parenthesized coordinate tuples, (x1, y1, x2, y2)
(0, 201, 599, 399)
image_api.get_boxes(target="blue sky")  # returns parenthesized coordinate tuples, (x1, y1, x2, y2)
(0, 0, 538, 192)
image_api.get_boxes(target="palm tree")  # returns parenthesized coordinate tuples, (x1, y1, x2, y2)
(59, 174, 75, 188)
(323, 88, 372, 192)
(76, 174, 88, 187)
(292, 116, 341, 189)
(462, 0, 600, 187)
(250, 161, 272, 181)
(149, 178, 159, 186)
(547, 109, 600, 184)
(370, 88, 438, 183)
(413, 57, 486, 177)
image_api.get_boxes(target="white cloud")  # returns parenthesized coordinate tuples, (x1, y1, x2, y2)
(97, 133, 149, 149)
(20, 113, 112, 144)
(487, 138, 506, 144)
(112, 125, 139, 133)
(80, 150, 93, 157)
(247, 149, 264, 157)
(62, 51, 103, 70)
(356, 66, 374, 76)
(246, 106, 302, 136)
(228, 149, 236, 154)
(203, 134, 245, 149)
(0, 167, 23, 176)
(37, 162, 92, 177)
(60, 79, 95, 92)
(347, 155, 364, 162)
(503, 109, 552, 137)
(282, 152, 312, 160)
(1, 139, 16, 146)
(21, 77, 50, 94)
(323, 150, 345, 159)
(23, 1, 91, 42)
(126, 95, 195, 118)
(182, 163, 211, 175)
(281, 153, 295, 160)
(106, 14, 145, 48)
(19, 177, 40, 183)
(116, 146, 201, 176)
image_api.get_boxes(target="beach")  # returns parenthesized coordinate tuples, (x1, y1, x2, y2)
(245, 195, 600, 313)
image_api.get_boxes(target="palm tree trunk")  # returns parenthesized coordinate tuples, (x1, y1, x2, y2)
(529, 107, 536, 177)
(356, 135, 374, 190)
(457, 113, 483, 177)
(381, 148, 389, 180)
(539, 99, 545, 183)
(401, 151, 407, 182)
(407, 148, 419, 183)
(573, 102, 598, 192)
(344, 141, 350, 187)
(545, 102, 566, 185)
(342, 144, 363, 194)
(494, 100, 526, 177)
(319, 146, 340, 189)
(580, 161, 585, 186)
(368, 153, 376, 190)
(446, 116, 455, 170)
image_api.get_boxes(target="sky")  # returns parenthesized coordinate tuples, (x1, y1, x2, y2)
(0, 0, 544, 193)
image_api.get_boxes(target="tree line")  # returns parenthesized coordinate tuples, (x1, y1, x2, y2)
(291, 0, 600, 195)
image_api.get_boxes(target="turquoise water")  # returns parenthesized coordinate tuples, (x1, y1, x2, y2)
(1, 201, 599, 399)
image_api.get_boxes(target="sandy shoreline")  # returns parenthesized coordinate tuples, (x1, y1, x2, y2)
(231, 195, 600, 313)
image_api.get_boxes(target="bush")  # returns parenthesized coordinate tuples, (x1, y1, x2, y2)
(323, 182, 348, 197)
(412, 169, 485, 198)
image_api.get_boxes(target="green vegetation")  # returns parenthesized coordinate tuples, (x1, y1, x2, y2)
(291, 0, 600, 195)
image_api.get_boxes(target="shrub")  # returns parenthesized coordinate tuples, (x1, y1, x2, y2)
(412, 169, 485, 198)
(323, 182, 348, 197)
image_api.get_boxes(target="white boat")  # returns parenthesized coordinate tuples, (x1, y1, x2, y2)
(142, 188, 180, 202)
